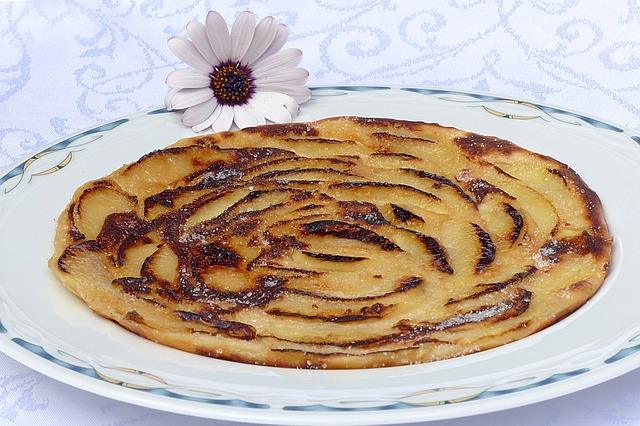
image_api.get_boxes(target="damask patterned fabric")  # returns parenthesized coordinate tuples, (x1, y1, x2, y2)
(0, 0, 639, 424)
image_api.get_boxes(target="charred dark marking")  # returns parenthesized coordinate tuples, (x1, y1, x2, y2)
(447, 266, 537, 304)
(67, 203, 85, 241)
(400, 289, 532, 333)
(184, 188, 305, 241)
(402, 168, 475, 204)
(294, 204, 324, 212)
(371, 152, 419, 160)
(459, 177, 513, 203)
(96, 212, 147, 248)
(329, 181, 440, 200)
(360, 302, 387, 315)
(269, 346, 425, 358)
(457, 134, 608, 234)
(155, 284, 182, 302)
(267, 303, 391, 323)
(546, 163, 608, 234)
(286, 276, 423, 302)
(274, 179, 323, 186)
(197, 167, 245, 188)
(243, 122, 319, 137)
(143, 297, 166, 308)
(290, 191, 314, 202)
(114, 235, 153, 268)
(371, 132, 436, 144)
(112, 277, 151, 294)
(59, 212, 149, 271)
(188, 273, 288, 307)
(125, 310, 145, 324)
(537, 239, 567, 264)
(398, 276, 423, 291)
(283, 137, 356, 144)
(268, 213, 329, 230)
(232, 146, 298, 163)
(185, 160, 243, 183)
(455, 133, 518, 156)
(407, 230, 454, 274)
(339, 201, 389, 225)
(391, 204, 424, 223)
(265, 336, 449, 357)
(144, 153, 302, 213)
(472, 223, 496, 272)
(243, 156, 353, 175)
(301, 220, 401, 252)
(144, 152, 298, 213)
(246, 235, 308, 270)
(492, 165, 517, 179)
(228, 218, 261, 237)
(536, 232, 611, 264)
(503, 203, 523, 243)
(547, 168, 568, 186)
(175, 309, 256, 340)
(302, 251, 367, 262)
(56, 241, 98, 272)
(250, 167, 360, 182)
(144, 189, 178, 212)
(144, 180, 235, 214)
(192, 243, 241, 270)
(347, 116, 428, 130)
(265, 266, 322, 276)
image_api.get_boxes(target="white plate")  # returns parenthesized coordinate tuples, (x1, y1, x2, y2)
(1, 86, 639, 425)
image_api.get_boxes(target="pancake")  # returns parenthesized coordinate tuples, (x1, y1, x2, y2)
(50, 116, 612, 369)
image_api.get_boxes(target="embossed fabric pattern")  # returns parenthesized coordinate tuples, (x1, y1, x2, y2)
(0, 0, 639, 424)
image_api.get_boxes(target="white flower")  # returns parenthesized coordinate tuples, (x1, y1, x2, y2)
(165, 11, 311, 132)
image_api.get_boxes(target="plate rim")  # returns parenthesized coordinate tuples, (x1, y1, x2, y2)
(1, 84, 639, 425)
(3, 335, 640, 425)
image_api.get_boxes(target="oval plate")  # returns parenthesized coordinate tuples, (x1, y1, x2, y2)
(0, 86, 639, 425)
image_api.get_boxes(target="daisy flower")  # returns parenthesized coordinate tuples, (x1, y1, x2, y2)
(165, 11, 311, 132)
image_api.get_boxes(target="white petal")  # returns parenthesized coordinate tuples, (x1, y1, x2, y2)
(166, 88, 213, 110)
(212, 105, 234, 132)
(249, 97, 291, 123)
(164, 88, 180, 110)
(244, 102, 266, 125)
(255, 68, 309, 85)
(241, 16, 278, 66)
(230, 11, 256, 62)
(182, 99, 217, 127)
(167, 37, 212, 74)
(256, 85, 311, 104)
(253, 24, 289, 64)
(192, 104, 223, 132)
(187, 20, 219, 65)
(206, 11, 231, 62)
(252, 48, 302, 76)
(166, 68, 211, 89)
(233, 105, 259, 129)
(252, 91, 298, 117)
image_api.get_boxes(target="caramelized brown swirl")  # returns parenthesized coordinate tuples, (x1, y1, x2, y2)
(51, 117, 612, 369)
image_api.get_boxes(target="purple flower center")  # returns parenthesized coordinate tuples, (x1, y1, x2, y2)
(210, 61, 254, 106)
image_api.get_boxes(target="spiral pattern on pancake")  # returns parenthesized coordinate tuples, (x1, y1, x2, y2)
(52, 117, 612, 369)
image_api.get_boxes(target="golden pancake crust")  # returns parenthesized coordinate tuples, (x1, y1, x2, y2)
(50, 117, 611, 369)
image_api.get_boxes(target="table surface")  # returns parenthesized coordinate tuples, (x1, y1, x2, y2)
(1, 1, 639, 424)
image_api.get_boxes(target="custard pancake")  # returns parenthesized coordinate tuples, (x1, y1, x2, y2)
(50, 116, 612, 369)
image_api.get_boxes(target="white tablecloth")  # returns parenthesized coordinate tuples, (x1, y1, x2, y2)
(1, 1, 639, 424)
